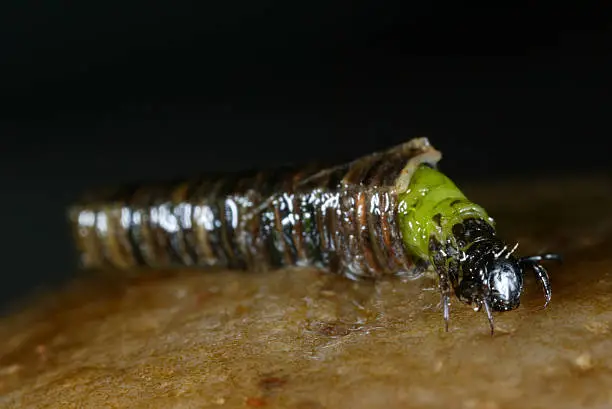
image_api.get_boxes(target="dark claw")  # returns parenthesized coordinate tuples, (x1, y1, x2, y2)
(531, 263, 552, 308)
(519, 252, 557, 309)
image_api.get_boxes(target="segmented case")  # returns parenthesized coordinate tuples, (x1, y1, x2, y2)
(69, 138, 441, 279)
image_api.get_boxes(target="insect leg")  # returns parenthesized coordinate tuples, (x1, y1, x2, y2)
(529, 262, 552, 308)
(519, 254, 555, 309)
(519, 253, 562, 264)
(439, 273, 451, 332)
(482, 298, 495, 336)
(442, 293, 450, 332)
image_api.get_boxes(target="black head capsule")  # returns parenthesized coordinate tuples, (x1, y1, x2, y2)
(486, 257, 524, 312)
(454, 239, 560, 335)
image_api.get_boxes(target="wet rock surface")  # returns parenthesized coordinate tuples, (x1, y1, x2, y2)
(1, 175, 611, 409)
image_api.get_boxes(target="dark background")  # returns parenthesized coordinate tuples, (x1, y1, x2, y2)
(0, 3, 610, 311)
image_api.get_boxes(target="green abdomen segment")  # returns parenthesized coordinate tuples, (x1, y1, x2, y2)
(397, 165, 493, 260)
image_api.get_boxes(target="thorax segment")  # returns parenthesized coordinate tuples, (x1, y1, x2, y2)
(397, 165, 493, 261)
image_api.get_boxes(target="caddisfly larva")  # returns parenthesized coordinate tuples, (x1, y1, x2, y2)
(68, 137, 561, 334)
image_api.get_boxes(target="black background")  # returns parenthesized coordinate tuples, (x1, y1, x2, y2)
(0, 3, 610, 311)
